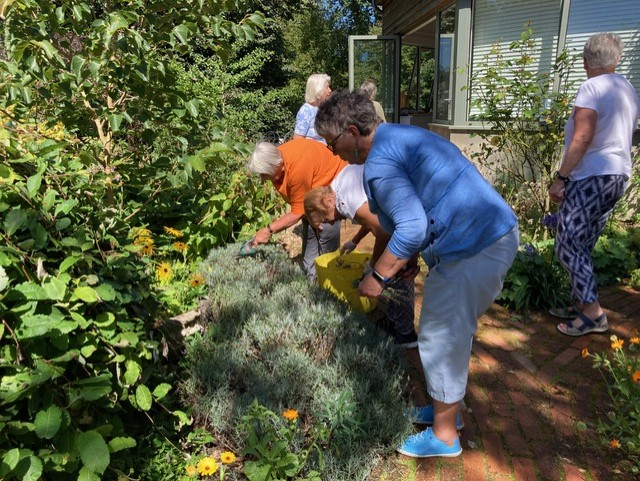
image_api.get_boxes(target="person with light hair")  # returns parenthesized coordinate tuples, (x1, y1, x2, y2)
(246, 137, 347, 280)
(315, 89, 518, 458)
(360, 79, 386, 122)
(549, 32, 640, 335)
(293, 73, 332, 143)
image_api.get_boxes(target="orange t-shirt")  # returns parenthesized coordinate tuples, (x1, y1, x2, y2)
(275, 138, 348, 215)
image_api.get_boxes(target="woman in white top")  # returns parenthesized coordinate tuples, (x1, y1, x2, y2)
(293, 74, 332, 144)
(549, 32, 640, 336)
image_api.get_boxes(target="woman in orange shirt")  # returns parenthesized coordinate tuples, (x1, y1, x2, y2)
(247, 137, 348, 280)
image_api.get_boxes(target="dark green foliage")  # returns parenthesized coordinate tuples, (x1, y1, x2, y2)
(497, 241, 571, 312)
(185, 244, 413, 481)
(592, 226, 639, 286)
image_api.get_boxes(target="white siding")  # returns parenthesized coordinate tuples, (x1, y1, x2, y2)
(469, 0, 562, 118)
(565, 0, 640, 97)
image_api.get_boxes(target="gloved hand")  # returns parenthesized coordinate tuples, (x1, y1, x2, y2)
(340, 240, 357, 255)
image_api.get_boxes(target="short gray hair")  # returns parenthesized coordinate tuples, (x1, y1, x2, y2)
(360, 79, 378, 100)
(305, 73, 331, 104)
(247, 142, 283, 176)
(583, 33, 623, 69)
(315, 89, 379, 139)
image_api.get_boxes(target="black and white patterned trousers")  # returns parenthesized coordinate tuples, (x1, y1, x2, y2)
(555, 175, 627, 305)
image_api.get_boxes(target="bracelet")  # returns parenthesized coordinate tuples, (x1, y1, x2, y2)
(267, 225, 274, 234)
(555, 171, 570, 183)
(371, 269, 392, 288)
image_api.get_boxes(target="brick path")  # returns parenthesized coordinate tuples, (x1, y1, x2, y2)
(394, 285, 640, 481)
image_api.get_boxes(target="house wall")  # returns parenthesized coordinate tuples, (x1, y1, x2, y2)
(381, 0, 446, 36)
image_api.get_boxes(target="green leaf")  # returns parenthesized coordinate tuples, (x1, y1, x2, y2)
(34, 405, 62, 439)
(71, 55, 85, 79)
(189, 154, 205, 172)
(18, 313, 77, 339)
(123, 360, 141, 385)
(185, 99, 199, 118)
(77, 466, 101, 481)
(13, 282, 47, 300)
(54, 199, 78, 216)
(0, 265, 7, 292)
(43, 276, 67, 300)
(152, 383, 172, 400)
(76, 430, 110, 475)
(55, 217, 72, 231)
(244, 460, 271, 481)
(60, 255, 81, 273)
(4, 209, 27, 236)
(173, 24, 190, 44)
(21, 455, 43, 481)
(26, 173, 42, 198)
(108, 437, 136, 453)
(107, 113, 123, 132)
(95, 283, 116, 301)
(73, 286, 99, 303)
(2, 448, 22, 470)
(135, 385, 153, 411)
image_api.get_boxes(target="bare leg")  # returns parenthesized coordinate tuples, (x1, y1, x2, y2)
(404, 347, 428, 406)
(432, 400, 460, 445)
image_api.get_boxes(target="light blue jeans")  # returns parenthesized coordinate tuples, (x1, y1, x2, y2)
(419, 227, 519, 404)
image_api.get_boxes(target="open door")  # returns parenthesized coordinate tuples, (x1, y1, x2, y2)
(348, 35, 401, 123)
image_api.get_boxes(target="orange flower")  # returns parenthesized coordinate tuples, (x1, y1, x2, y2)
(172, 241, 188, 253)
(185, 464, 197, 477)
(220, 451, 236, 464)
(164, 226, 183, 238)
(282, 409, 299, 421)
(611, 339, 624, 350)
(632, 371, 640, 384)
(610, 439, 621, 448)
(581, 347, 589, 359)
(630, 337, 640, 345)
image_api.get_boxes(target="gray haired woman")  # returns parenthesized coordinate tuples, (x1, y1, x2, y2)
(293, 73, 332, 143)
(549, 32, 640, 336)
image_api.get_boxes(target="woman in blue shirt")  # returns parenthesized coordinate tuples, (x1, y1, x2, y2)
(315, 89, 519, 458)
(293, 73, 331, 144)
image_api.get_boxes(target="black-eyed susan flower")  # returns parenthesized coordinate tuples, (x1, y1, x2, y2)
(610, 439, 621, 448)
(220, 451, 236, 464)
(630, 337, 640, 345)
(611, 339, 624, 350)
(133, 227, 152, 238)
(164, 226, 183, 238)
(633, 371, 640, 384)
(172, 241, 188, 253)
(185, 464, 197, 477)
(282, 409, 298, 421)
(156, 262, 172, 282)
(189, 274, 205, 288)
(140, 244, 155, 257)
(134, 236, 154, 247)
(581, 348, 589, 359)
(196, 457, 218, 476)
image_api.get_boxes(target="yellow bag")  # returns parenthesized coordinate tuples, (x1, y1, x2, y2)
(315, 250, 377, 313)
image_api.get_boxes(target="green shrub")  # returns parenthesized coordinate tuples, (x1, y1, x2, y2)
(183, 244, 413, 481)
(593, 226, 639, 286)
(497, 240, 571, 312)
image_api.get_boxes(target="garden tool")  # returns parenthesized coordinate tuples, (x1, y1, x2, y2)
(237, 238, 258, 257)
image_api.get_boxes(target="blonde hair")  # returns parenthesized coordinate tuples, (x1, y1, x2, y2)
(304, 186, 334, 229)
(305, 73, 331, 105)
(583, 33, 623, 69)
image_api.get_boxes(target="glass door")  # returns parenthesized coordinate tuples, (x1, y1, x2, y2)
(349, 35, 401, 123)
(435, 6, 456, 123)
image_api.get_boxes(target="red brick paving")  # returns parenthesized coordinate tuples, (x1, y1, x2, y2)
(392, 285, 640, 481)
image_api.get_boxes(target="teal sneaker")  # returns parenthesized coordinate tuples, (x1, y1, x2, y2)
(409, 405, 464, 430)
(397, 428, 462, 458)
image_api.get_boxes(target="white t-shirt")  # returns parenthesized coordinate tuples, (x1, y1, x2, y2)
(331, 164, 366, 220)
(565, 73, 640, 180)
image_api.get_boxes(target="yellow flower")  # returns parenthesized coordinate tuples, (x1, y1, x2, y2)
(581, 347, 589, 359)
(220, 451, 236, 464)
(196, 457, 218, 476)
(156, 262, 173, 282)
(189, 274, 205, 288)
(282, 409, 298, 421)
(630, 337, 640, 345)
(134, 236, 154, 247)
(140, 244, 155, 257)
(173, 241, 188, 253)
(632, 371, 640, 384)
(164, 226, 184, 238)
(611, 339, 624, 350)
(185, 464, 197, 477)
(132, 227, 152, 238)
(610, 439, 621, 448)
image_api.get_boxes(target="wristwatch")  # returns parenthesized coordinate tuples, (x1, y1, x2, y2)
(371, 269, 393, 288)
(267, 225, 274, 234)
(555, 171, 570, 183)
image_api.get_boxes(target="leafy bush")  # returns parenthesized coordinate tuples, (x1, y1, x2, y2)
(183, 243, 413, 481)
(497, 241, 571, 312)
(593, 228, 639, 286)
(588, 336, 640, 474)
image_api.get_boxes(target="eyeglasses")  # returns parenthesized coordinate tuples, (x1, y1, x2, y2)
(326, 130, 346, 153)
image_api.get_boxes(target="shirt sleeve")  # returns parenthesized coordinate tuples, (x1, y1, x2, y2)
(294, 104, 311, 136)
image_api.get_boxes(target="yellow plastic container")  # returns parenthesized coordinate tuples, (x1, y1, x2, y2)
(315, 250, 377, 313)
